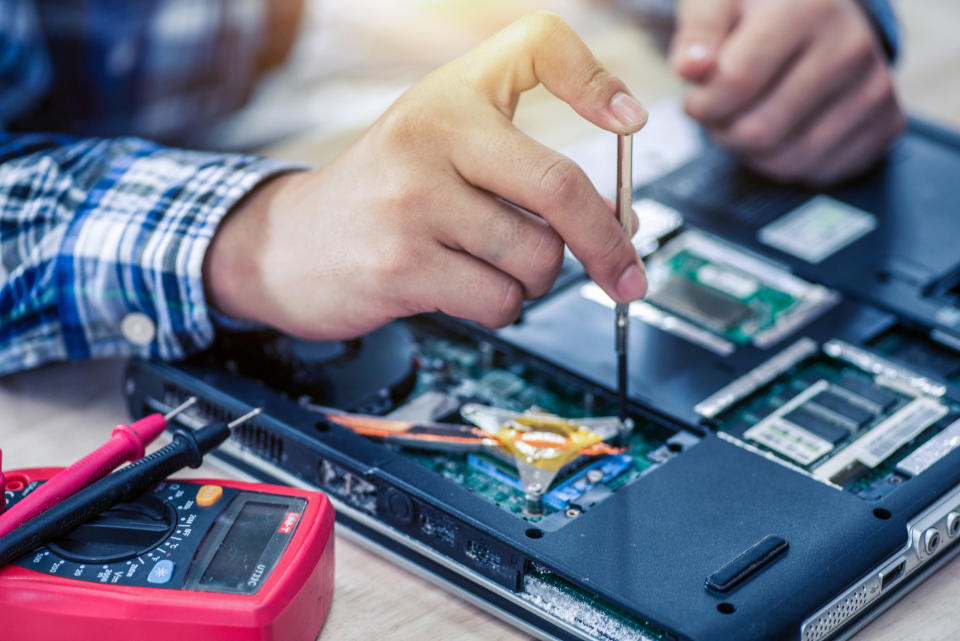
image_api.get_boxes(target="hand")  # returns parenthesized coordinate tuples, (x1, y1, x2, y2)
(670, 0, 905, 185)
(204, 12, 648, 341)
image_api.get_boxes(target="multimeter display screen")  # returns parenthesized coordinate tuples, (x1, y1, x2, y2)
(199, 501, 286, 591)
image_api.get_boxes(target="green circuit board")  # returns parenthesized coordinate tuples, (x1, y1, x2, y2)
(712, 351, 960, 500)
(396, 322, 676, 522)
(649, 248, 800, 345)
(403, 426, 668, 522)
(640, 231, 838, 350)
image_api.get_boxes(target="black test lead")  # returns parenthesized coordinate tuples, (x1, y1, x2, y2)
(616, 133, 633, 428)
(0, 407, 262, 567)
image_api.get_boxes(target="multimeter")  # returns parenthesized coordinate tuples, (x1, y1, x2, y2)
(0, 468, 335, 641)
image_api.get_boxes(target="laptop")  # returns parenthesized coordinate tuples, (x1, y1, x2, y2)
(125, 117, 960, 641)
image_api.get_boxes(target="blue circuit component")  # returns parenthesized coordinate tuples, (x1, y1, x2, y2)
(466, 454, 633, 511)
(467, 454, 525, 492)
(544, 455, 633, 510)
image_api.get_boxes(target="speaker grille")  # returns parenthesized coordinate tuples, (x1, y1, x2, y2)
(802, 584, 872, 641)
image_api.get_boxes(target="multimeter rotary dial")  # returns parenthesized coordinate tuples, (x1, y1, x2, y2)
(45, 493, 177, 564)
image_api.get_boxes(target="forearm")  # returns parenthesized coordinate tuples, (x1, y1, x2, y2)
(0, 133, 298, 375)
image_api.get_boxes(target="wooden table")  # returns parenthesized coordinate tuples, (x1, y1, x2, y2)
(3, 1, 959, 640)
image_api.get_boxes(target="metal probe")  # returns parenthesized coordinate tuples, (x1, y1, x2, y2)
(615, 133, 633, 427)
(0, 396, 199, 538)
(0, 408, 261, 567)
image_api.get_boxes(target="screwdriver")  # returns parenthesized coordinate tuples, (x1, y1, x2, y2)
(0, 407, 261, 567)
(615, 133, 633, 426)
(0, 397, 198, 538)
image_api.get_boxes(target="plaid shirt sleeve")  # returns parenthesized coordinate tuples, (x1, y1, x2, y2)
(0, 133, 298, 375)
(857, 0, 900, 61)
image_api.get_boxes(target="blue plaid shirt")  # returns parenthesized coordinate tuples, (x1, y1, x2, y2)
(0, 0, 298, 375)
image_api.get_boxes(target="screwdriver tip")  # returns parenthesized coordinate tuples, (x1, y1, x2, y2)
(228, 408, 262, 428)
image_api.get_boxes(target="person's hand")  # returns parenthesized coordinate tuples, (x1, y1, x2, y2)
(204, 12, 648, 341)
(670, 0, 905, 185)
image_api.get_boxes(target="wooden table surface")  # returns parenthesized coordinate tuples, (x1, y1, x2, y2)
(2, 2, 959, 640)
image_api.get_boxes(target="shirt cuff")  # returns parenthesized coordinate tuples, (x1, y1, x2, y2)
(56, 139, 302, 362)
(857, 0, 900, 63)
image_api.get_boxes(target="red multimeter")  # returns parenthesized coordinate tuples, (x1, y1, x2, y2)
(0, 468, 335, 641)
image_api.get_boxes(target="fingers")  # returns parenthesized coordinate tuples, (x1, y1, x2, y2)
(457, 11, 648, 133)
(684, 2, 815, 124)
(803, 95, 905, 185)
(452, 119, 646, 303)
(745, 64, 903, 184)
(670, 0, 739, 80)
(434, 187, 565, 299)
(708, 19, 878, 156)
(430, 11, 647, 303)
(413, 248, 525, 329)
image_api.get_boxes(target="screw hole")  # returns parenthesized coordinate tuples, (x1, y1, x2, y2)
(874, 508, 892, 520)
(667, 442, 684, 453)
(525, 528, 544, 539)
(717, 602, 736, 614)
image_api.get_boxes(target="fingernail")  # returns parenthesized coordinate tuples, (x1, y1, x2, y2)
(609, 92, 648, 129)
(616, 263, 646, 301)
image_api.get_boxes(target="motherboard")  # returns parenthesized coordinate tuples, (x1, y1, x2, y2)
(700, 338, 960, 500)
(396, 324, 683, 525)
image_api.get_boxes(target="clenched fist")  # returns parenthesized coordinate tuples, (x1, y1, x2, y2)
(671, 0, 905, 185)
(204, 12, 648, 341)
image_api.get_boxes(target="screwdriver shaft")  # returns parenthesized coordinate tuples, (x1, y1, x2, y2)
(615, 133, 633, 425)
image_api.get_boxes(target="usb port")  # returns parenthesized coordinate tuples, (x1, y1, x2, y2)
(880, 560, 906, 590)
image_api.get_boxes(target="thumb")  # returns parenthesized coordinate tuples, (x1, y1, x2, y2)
(457, 11, 648, 134)
(670, 0, 739, 81)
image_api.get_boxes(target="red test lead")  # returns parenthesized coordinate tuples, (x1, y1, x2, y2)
(1, 449, 5, 515)
(0, 397, 197, 538)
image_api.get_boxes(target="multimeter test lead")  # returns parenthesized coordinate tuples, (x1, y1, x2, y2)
(0, 449, 5, 515)
(615, 133, 633, 428)
(0, 396, 198, 538)
(0, 407, 261, 568)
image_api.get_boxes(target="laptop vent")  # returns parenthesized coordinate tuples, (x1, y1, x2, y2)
(235, 422, 285, 465)
(801, 584, 871, 641)
(160, 383, 285, 466)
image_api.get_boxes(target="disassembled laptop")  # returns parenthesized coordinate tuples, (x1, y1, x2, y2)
(126, 119, 960, 641)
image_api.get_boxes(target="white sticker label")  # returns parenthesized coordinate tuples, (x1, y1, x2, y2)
(745, 418, 835, 466)
(897, 419, 960, 477)
(758, 195, 877, 263)
(858, 398, 948, 467)
(696, 264, 758, 299)
(813, 397, 948, 482)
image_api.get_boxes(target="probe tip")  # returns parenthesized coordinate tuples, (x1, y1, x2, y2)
(228, 408, 262, 428)
(164, 396, 198, 421)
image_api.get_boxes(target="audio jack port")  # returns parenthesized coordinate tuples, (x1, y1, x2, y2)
(947, 512, 960, 538)
(924, 528, 941, 556)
